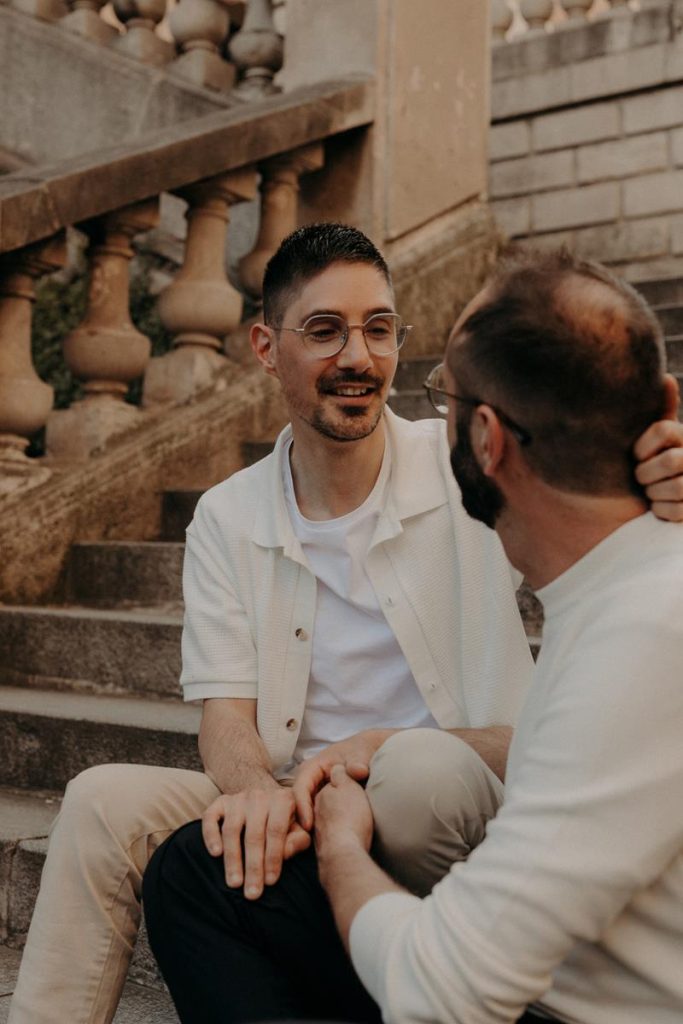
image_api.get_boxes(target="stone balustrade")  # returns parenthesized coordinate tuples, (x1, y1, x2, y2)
(11, 0, 283, 89)
(492, 0, 637, 42)
(0, 75, 372, 487)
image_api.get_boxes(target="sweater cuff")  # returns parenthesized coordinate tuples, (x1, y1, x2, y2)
(349, 891, 421, 1011)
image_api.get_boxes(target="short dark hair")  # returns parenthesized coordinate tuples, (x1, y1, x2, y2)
(448, 249, 667, 496)
(262, 223, 392, 325)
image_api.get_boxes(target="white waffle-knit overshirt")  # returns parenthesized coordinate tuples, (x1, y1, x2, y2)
(180, 410, 534, 771)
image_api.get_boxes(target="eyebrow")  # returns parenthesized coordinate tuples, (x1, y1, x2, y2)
(298, 306, 397, 324)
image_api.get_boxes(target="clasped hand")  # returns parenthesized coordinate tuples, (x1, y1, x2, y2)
(200, 730, 389, 899)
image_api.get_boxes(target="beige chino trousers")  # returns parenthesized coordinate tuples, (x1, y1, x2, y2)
(8, 730, 503, 1024)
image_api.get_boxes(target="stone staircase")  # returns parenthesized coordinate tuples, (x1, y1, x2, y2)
(0, 277, 680, 1020)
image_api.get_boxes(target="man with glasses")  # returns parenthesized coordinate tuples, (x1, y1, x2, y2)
(11, 226, 683, 1024)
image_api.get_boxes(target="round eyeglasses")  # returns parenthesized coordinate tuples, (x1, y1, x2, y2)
(274, 313, 411, 359)
(423, 363, 532, 446)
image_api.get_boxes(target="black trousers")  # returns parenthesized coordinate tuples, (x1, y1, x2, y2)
(143, 820, 554, 1024)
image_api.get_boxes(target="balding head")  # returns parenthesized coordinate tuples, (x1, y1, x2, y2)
(446, 250, 668, 497)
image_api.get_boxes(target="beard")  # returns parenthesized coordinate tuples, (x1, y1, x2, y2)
(450, 413, 505, 529)
(309, 370, 387, 443)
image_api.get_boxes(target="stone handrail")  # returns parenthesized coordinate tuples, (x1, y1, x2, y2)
(0, 75, 374, 488)
(492, 0, 638, 41)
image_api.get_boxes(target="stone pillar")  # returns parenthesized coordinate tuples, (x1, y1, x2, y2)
(0, 234, 66, 495)
(168, 0, 235, 91)
(59, 0, 117, 43)
(10, 0, 67, 23)
(45, 199, 159, 461)
(491, 0, 513, 42)
(559, 0, 593, 19)
(112, 0, 174, 65)
(521, 0, 554, 30)
(238, 144, 324, 302)
(228, 0, 283, 100)
(143, 168, 258, 407)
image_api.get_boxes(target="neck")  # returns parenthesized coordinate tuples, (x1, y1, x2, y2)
(288, 417, 387, 520)
(497, 483, 648, 590)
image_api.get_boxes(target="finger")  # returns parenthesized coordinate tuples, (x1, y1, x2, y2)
(344, 759, 370, 781)
(221, 805, 247, 889)
(329, 763, 350, 786)
(633, 420, 683, 464)
(293, 762, 325, 831)
(263, 795, 294, 886)
(242, 798, 269, 900)
(636, 446, 683, 487)
(649, 500, 683, 523)
(642, 475, 683, 502)
(283, 824, 312, 860)
(201, 801, 226, 857)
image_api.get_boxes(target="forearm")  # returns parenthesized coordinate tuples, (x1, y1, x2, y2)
(447, 725, 512, 782)
(317, 838, 404, 951)
(199, 700, 277, 795)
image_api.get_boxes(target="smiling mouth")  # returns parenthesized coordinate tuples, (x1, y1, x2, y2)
(329, 385, 375, 397)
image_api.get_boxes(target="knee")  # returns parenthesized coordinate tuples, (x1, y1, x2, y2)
(58, 764, 162, 839)
(367, 730, 496, 860)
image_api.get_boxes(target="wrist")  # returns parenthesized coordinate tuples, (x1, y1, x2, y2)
(316, 831, 368, 883)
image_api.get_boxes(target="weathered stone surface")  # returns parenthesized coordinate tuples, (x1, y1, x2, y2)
(532, 182, 619, 233)
(0, 76, 375, 253)
(622, 83, 683, 135)
(0, 606, 182, 697)
(573, 218, 669, 264)
(490, 150, 575, 200)
(0, 687, 201, 790)
(531, 101, 620, 153)
(489, 121, 531, 162)
(0, 363, 287, 603)
(577, 133, 669, 184)
(65, 542, 184, 607)
(623, 170, 683, 219)
(492, 197, 531, 240)
(160, 491, 204, 543)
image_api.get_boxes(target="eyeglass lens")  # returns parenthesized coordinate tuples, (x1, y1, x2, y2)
(302, 314, 405, 355)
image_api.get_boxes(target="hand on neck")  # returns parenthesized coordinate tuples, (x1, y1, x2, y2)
(289, 417, 387, 521)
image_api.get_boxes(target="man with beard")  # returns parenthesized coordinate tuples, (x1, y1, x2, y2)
(13, 228, 683, 1024)
(144, 249, 683, 1024)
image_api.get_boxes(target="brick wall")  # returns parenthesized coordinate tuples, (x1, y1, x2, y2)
(489, 2, 683, 281)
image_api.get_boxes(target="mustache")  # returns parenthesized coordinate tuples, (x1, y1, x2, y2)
(317, 371, 385, 393)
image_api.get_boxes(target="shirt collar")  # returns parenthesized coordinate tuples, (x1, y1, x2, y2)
(251, 408, 449, 553)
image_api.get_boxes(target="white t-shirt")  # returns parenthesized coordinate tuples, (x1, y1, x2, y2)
(282, 437, 438, 765)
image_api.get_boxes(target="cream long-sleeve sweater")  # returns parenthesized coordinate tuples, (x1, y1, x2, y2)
(350, 512, 683, 1024)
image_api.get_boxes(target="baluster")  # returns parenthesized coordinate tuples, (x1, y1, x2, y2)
(0, 234, 66, 493)
(143, 168, 258, 407)
(10, 0, 67, 24)
(559, 0, 593, 19)
(520, 0, 554, 30)
(59, 0, 117, 43)
(168, 0, 235, 91)
(45, 200, 159, 460)
(607, 0, 629, 9)
(239, 144, 324, 302)
(112, 0, 173, 65)
(229, 0, 283, 100)
(491, 0, 514, 42)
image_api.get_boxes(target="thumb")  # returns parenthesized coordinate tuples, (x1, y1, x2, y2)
(329, 763, 349, 787)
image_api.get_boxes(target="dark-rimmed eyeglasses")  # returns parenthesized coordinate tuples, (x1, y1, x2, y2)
(422, 363, 532, 446)
(273, 313, 412, 359)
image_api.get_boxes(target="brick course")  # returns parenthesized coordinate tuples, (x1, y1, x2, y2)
(577, 133, 668, 185)
(532, 183, 620, 233)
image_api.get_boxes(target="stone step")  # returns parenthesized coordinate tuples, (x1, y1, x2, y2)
(0, 945, 177, 1023)
(65, 542, 184, 607)
(634, 277, 683, 308)
(0, 605, 182, 698)
(0, 687, 201, 791)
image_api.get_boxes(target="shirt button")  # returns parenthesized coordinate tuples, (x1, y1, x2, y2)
(385, 596, 394, 607)
(428, 682, 437, 691)
(295, 627, 308, 641)
(286, 718, 298, 731)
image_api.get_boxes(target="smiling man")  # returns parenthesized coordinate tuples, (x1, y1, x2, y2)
(11, 228, 683, 1024)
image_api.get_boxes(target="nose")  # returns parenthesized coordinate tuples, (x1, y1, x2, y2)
(335, 324, 372, 371)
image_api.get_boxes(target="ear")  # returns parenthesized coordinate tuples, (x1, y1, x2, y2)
(250, 322, 278, 379)
(470, 405, 507, 477)
(662, 373, 680, 420)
